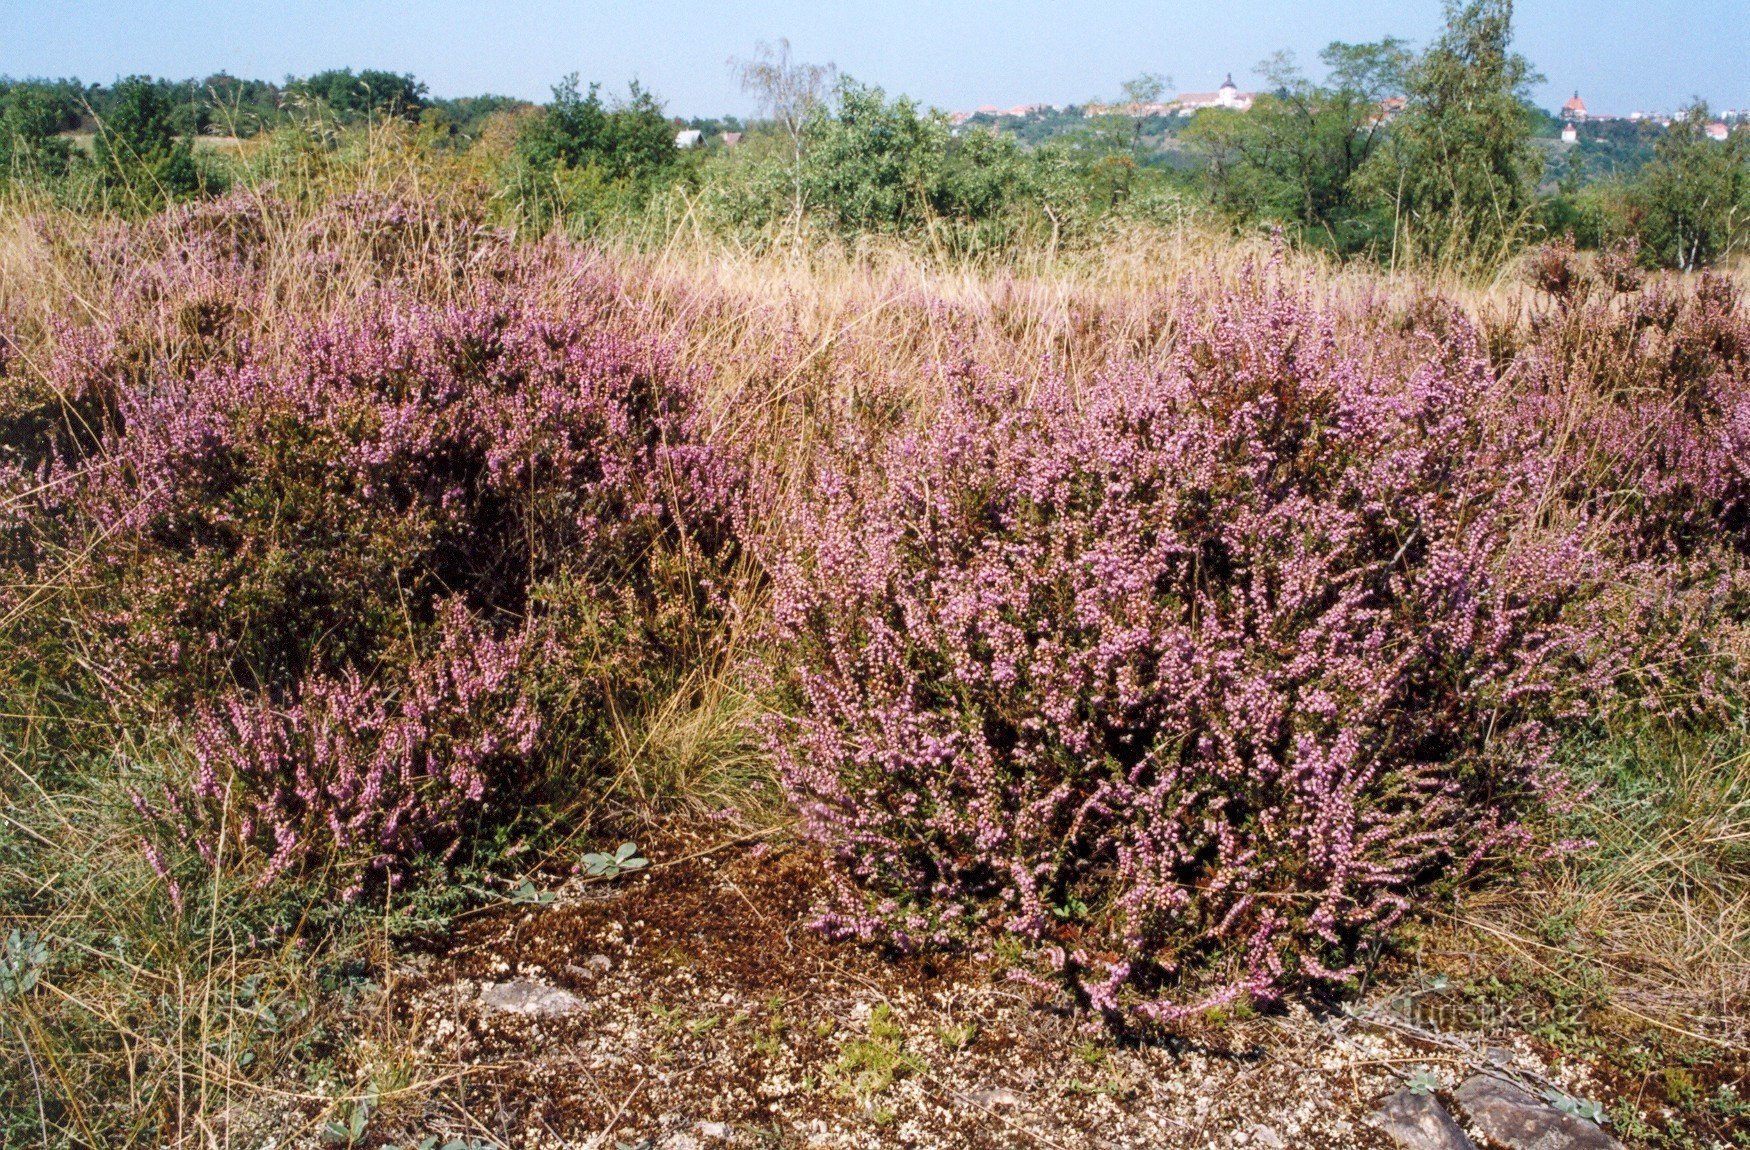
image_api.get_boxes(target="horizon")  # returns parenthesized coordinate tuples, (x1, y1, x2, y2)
(2, 0, 1745, 121)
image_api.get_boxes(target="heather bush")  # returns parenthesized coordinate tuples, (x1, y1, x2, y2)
(1506, 247, 1750, 711)
(18, 251, 741, 891)
(1509, 244, 1750, 563)
(769, 276, 1642, 1019)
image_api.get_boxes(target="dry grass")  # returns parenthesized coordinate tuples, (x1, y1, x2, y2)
(1447, 735, 1750, 1053)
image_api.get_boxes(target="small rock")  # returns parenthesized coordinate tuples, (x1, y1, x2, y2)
(1250, 1126, 1286, 1148)
(564, 953, 613, 980)
(1372, 1088, 1477, 1150)
(477, 979, 585, 1016)
(963, 1087, 1024, 1109)
(697, 1121, 732, 1139)
(1452, 1075, 1623, 1150)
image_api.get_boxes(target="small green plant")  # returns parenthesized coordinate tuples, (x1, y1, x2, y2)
(1605, 1100, 1659, 1143)
(832, 1003, 925, 1102)
(321, 1099, 372, 1146)
(1662, 1066, 1700, 1109)
(1405, 1069, 1441, 1096)
(1713, 1084, 1750, 1119)
(755, 997, 789, 1057)
(507, 879, 557, 906)
(0, 931, 46, 998)
(936, 1021, 978, 1052)
(1546, 1089, 1608, 1125)
(1050, 895, 1090, 920)
(581, 842, 649, 879)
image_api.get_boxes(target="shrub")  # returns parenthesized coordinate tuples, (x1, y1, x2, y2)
(506, 76, 680, 231)
(1511, 251, 1750, 712)
(160, 608, 540, 899)
(769, 276, 1614, 1019)
(1515, 254, 1750, 561)
(26, 242, 741, 891)
(93, 75, 215, 209)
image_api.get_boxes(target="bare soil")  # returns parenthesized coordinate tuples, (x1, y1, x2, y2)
(322, 827, 1693, 1150)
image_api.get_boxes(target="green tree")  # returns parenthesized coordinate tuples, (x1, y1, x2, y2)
(515, 76, 674, 183)
(799, 79, 946, 234)
(288, 69, 427, 122)
(1184, 41, 1408, 252)
(1633, 103, 1748, 270)
(0, 82, 74, 181)
(509, 77, 679, 230)
(93, 75, 206, 208)
(202, 73, 288, 137)
(1360, 0, 1542, 270)
(732, 39, 837, 230)
(1119, 72, 1171, 150)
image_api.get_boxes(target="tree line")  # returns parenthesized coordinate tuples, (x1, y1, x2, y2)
(3, 1, 1745, 271)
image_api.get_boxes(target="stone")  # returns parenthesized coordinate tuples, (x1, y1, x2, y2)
(1371, 1088, 1477, 1150)
(477, 979, 586, 1016)
(564, 953, 613, 980)
(1250, 1125, 1287, 1148)
(1452, 1075, 1623, 1150)
(963, 1087, 1024, 1108)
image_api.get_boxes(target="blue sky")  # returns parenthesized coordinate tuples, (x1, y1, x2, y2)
(1, 1, 1743, 117)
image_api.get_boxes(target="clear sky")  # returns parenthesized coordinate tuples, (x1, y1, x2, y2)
(1, 1, 1743, 118)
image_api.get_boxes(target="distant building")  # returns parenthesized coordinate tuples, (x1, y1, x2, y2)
(674, 129, 704, 149)
(721, 131, 743, 147)
(1562, 91, 1589, 122)
(1368, 95, 1408, 126)
(1173, 74, 1254, 115)
(1706, 121, 1731, 142)
(1561, 121, 1579, 143)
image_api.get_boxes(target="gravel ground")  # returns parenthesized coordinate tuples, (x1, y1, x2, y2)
(311, 830, 1643, 1149)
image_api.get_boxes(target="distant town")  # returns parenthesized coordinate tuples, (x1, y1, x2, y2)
(941, 80, 1746, 139)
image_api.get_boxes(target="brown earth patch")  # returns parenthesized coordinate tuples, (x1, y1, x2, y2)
(310, 827, 1690, 1148)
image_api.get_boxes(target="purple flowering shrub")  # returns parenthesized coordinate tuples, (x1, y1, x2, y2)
(144, 611, 539, 904)
(769, 280, 1620, 1019)
(1503, 252, 1750, 713)
(1514, 260, 1750, 559)
(27, 249, 739, 891)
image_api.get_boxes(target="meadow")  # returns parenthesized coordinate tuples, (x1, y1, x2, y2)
(0, 119, 1748, 1147)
